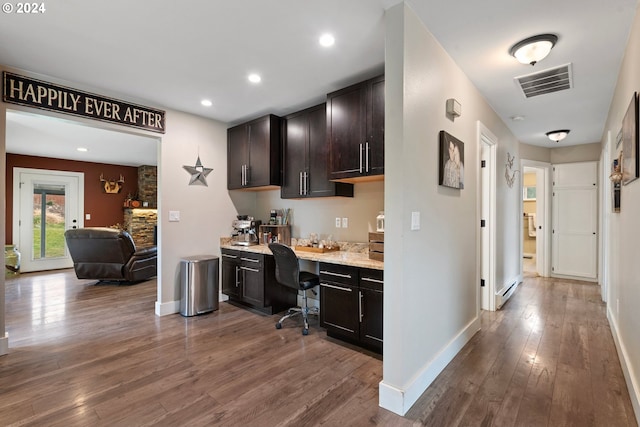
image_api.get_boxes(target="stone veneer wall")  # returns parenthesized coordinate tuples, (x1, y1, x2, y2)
(137, 165, 157, 208)
(124, 208, 157, 247)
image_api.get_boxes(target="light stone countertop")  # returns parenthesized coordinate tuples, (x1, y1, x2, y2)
(220, 239, 383, 270)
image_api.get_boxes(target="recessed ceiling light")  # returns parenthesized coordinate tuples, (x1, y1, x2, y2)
(77, 147, 88, 152)
(510, 115, 525, 121)
(248, 73, 261, 83)
(319, 33, 335, 47)
(201, 99, 212, 107)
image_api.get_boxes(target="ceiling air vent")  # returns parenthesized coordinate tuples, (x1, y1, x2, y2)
(515, 64, 572, 98)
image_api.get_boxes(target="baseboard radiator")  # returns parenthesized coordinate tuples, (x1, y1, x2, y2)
(495, 280, 518, 309)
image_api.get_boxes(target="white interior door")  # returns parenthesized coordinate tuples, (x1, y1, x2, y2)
(478, 122, 496, 311)
(552, 162, 598, 280)
(13, 168, 84, 272)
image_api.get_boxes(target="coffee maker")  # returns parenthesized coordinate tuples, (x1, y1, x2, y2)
(231, 216, 262, 246)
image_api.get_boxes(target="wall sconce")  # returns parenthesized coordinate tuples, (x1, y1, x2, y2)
(509, 34, 558, 66)
(545, 129, 570, 142)
(446, 98, 461, 120)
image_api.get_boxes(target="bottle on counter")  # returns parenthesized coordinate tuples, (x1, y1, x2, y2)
(376, 211, 385, 232)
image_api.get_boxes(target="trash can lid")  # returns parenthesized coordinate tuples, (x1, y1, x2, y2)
(180, 255, 219, 262)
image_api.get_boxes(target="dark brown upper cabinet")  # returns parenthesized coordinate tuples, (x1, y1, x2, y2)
(327, 74, 384, 182)
(227, 114, 282, 190)
(281, 104, 353, 199)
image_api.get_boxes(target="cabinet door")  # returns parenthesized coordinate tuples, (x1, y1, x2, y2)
(320, 281, 359, 341)
(241, 265, 264, 307)
(227, 124, 248, 190)
(360, 287, 383, 351)
(247, 115, 281, 188)
(367, 76, 385, 176)
(239, 254, 264, 307)
(221, 253, 241, 299)
(327, 82, 366, 180)
(281, 111, 308, 198)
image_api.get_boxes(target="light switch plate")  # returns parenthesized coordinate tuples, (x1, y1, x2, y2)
(335, 217, 341, 228)
(342, 217, 348, 228)
(411, 211, 420, 230)
(169, 211, 180, 222)
(85, 214, 91, 220)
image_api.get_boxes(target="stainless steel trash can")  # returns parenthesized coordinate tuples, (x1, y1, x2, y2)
(179, 255, 219, 317)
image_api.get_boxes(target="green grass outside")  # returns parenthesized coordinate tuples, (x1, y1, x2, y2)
(33, 222, 66, 259)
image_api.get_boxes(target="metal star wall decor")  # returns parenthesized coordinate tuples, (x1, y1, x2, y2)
(183, 155, 213, 186)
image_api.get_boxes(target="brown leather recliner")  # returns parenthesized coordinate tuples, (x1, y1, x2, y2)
(64, 227, 157, 283)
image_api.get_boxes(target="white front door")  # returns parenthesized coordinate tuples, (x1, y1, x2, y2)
(13, 168, 84, 272)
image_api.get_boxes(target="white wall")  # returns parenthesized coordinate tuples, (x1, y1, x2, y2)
(156, 109, 244, 312)
(600, 6, 640, 422)
(380, 3, 521, 415)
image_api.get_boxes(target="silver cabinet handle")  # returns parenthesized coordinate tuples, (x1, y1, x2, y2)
(361, 277, 383, 284)
(365, 142, 370, 172)
(235, 266, 240, 287)
(240, 266, 260, 273)
(222, 254, 238, 259)
(320, 283, 352, 292)
(241, 165, 246, 186)
(245, 165, 250, 185)
(303, 171, 308, 195)
(299, 171, 303, 195)
(359, 143, 363, 173)
(240, 257, 260, 263)
(320, 270, 352, 279)
(359, 291, 363, 322)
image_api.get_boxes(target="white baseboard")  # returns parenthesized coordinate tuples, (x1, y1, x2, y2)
(155, 294, 230, 317)
(0, 333, 8, 356)
(608, 307, 640, 426)
(379, 316, 481, 416)
(155, 300, 180, 316)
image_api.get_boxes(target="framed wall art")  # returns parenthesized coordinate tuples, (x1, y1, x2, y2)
(621, 91, 639, 185)
(439, 131, 465, 189)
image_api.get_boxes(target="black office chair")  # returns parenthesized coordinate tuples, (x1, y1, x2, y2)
(269, 243, 320, 335)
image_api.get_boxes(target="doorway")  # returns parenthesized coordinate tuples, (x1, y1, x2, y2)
(13, 168, 84, 272)
(520, 160, 551, 278)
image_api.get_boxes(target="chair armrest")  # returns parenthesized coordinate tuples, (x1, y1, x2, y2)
(132, 246, 157, 259)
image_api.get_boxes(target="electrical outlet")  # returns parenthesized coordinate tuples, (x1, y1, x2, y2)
(335, 217, 341, 228)
(411, 211, 420, 230)
(342, 217, 348, 228)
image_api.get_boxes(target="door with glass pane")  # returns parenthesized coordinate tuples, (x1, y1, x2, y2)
(14, 168, 84, 272)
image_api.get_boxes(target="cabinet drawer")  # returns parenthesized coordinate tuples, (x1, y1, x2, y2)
(319, 262, 358, 286)
(359, 268, 383, 291)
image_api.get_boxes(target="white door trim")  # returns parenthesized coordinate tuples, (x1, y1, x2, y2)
(477, 121, 497, 312)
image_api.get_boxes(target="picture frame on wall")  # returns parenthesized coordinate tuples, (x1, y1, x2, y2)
(621, 91, 639, 185)
(439, 131, 465, 189)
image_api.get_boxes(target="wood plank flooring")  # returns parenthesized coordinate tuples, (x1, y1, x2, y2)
(1, 270, 636, 426)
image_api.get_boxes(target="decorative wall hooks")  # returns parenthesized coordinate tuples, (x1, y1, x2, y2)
(183, 155, 213, 186)
(505, 152, 519, 188)
(100, 173, 125, 194)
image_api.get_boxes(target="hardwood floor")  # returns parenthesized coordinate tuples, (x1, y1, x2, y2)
(1, 270, 636, 426)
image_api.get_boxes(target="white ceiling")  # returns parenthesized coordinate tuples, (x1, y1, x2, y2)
(1, 0, 638, 166)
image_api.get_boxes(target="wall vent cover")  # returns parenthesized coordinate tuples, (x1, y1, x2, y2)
(515, 64, 573, 98)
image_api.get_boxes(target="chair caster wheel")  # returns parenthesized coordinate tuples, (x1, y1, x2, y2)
(302, 328, 309, 335)
(275, 323, 282, 329)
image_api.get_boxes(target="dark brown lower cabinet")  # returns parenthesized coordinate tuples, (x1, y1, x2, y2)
(221, 249, 296, 314)
(319, 263, 383, 353)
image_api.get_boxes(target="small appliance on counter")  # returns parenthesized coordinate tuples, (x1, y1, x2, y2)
(231, 215, 262, 246)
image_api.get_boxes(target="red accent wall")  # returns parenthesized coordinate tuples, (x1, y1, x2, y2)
(5, 154, 139, 243)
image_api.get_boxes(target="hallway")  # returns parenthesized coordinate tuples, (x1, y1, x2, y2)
(0, 270, 636, 426)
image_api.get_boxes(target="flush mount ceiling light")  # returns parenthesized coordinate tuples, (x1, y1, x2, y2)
(319, 33, 335, 47)
(509, 34, 558, 66)
(248, 73, 261, 84)
(77, 147, 88, 152)
(201, 99, 212, 107)
(546, 129, 570, 142)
